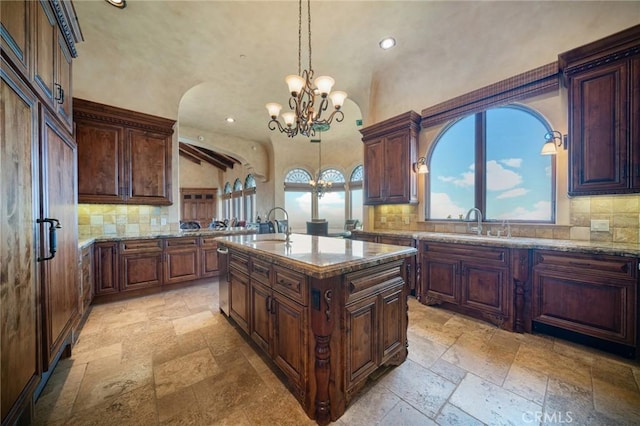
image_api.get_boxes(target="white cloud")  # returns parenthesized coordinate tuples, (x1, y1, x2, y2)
(438, 170, 474, 188)
(496, 187, 529, 199)
(500, 158, 522, 168)
(495, 201, 552, 220)
(430, 193, 468, 219)
(486, 160, 522, 191)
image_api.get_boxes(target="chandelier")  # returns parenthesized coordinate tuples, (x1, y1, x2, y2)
(266, 0, 347, 138)
(309, 136, 332, 198)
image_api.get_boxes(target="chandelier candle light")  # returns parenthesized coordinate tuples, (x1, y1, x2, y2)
(309, 137, 332, 198)
(266, 0, 347, 138)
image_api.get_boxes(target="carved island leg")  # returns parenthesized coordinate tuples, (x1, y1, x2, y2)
(311, 284, 335, 425)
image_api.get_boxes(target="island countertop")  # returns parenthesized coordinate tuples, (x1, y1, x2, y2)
(215, 233, 417, 279)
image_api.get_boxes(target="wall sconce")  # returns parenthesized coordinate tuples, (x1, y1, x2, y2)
(540, 131, 567, 156)
(413, 156, 429, 174)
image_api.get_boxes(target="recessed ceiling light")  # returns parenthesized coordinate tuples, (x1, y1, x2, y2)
(379, 37, 396, 50)
(105, 0, 126, 8)
(225, 117, 235, 123)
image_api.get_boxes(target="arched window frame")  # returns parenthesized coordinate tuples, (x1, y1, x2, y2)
(243, 174, 257, 222)
(424, 104, 555, 223)
(348, 164, 364, 223)
(222, 182, 232, 219)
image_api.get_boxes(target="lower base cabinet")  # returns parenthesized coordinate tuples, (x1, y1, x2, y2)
(532, 250, 638, 357)
(420, 241, 512, 330)
(223, 244, 409, 423)
(92, 235, 228, 302)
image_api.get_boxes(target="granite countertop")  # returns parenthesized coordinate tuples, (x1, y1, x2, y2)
(351, 229, 640, 258)
(78, 227, 256, 250)
(216, 233, 417, 279)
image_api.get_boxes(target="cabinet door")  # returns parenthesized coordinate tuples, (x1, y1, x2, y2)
(55, 31, 72, 133)
(81, 245, 94, 314)
(632, 57, 640, 190)
(76, 120, 125, 203)
(164, 238, 198, 285)
(126, 129, 172, 205)
(40, 110, 79, 370)
(380, 284, 406, 363)
(33, 0, 56, 107)
(121, 252, 163, 292)
(421, 254, 458, 304)
(94, 242, 119, 295)
(345, 295, 378, 390)
(200, 238, 219, 278)
(1, 0, 31, 77)
(569, 61, 629, 195)
(460, 261, 508, 323)
(363, 139, 384, 204)
(531, 268, 636, 346)
(384, 132, 413, 203)
(229, 268, 250, 333)
(272, 292, 307, 392)
(1, 60, 40, 424)
(250, 280, 272, 354)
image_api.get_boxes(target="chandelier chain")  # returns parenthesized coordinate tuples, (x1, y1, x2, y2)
(307, 0, 312, 71)
(297, 0, 302, 76)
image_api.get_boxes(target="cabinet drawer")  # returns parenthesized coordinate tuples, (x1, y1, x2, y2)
(250, 258, 271, 285)
(273, 265, 308, 305)
(421, 241, 507, 265)
(534, 250, 637, 280)
(165, 237, 198, 248)
(378, 236, 414, 247)
(120, 239, 163, 252)
(229, 252, 249, 274)
(200, 236, 218, 247)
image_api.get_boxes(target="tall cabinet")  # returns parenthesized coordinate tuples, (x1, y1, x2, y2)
(1, 1, 82, 424)
(560, 24, 640, 195)
(360, 111, 421, 205)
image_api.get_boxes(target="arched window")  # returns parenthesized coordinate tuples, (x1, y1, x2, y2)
(426, 105, 554, 222)
(243, 174, 257, 222)
(231, 178, 243, 220)
(222, 182, 232, 219)
(284, 168, 313, 232)
(317, 168, 345, 235)
(349, 165, 363, 223)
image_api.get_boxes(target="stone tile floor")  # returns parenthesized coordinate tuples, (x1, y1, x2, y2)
(34, 281, 640, 425)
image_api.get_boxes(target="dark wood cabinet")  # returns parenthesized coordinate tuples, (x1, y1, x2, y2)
(200, 236, 220, 278)
(560, 24, 640, 195)
(344, 262, 407, 393)
(119, 239, 163, 292)
(351, 232, 417, 294)
(94, 242, 120, 296)
(531, 250, 638, 357)
(164, 237, 199, 285)
(40, 109, 79, 371)
(181, 188, 217, 227)
(229, 251, 251, 333)
(1, 56, 41, 425)
(74, 98, 175, 205)
(420, 241, 512, 330)
(80, 245, 94, 318)
(360, 111, 420, 205)
(1, 2, 82, 422)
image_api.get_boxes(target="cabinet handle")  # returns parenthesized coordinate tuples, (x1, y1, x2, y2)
(254, 265, 270, 276)
(37, 218, 61, 261)
(54, 83, 64, 105)
(266, 295, 271, 313)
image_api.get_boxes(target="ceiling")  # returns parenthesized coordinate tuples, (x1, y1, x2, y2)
(72, 1, 640, 149)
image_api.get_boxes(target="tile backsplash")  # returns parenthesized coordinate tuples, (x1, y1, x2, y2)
(78, 204, 178, 238)
(373, 194, 640, 243)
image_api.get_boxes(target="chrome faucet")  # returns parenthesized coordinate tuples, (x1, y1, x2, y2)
(464, 207, 483, 235)
(267, 207, 291, 244)
(501, 219, 511, 238)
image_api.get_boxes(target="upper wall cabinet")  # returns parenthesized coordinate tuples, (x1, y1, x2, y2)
(560, 24, 640, 196)
(360, 111, 421, 205)
(74, 98, 176, 205)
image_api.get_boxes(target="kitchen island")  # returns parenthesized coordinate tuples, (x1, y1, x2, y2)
(216, 233, 417, 425)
